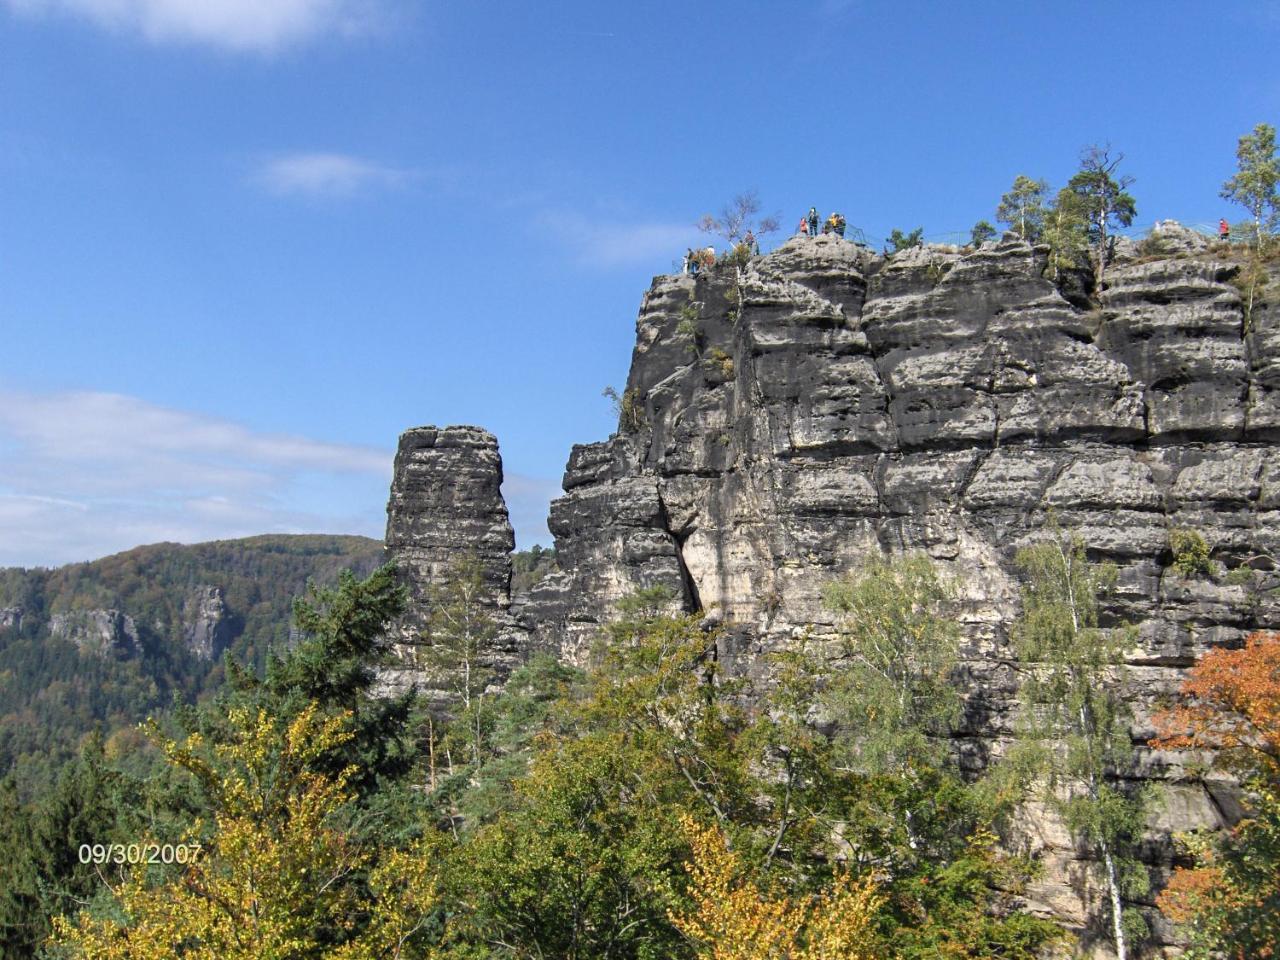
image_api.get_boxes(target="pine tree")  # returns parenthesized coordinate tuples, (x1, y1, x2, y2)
(1064, 145, 1136, 284)
(996, 175, 1049, 242)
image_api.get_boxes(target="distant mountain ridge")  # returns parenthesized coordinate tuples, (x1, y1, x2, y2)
(0, 534, 384, 795)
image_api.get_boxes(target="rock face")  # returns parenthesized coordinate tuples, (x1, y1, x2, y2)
(527, 230, 1278, 953)
(381, 227, 1276, 953)
(49, 609, 139, 657)
(382, 426, 524, 696)
(183, 585, 232, 660)
(0, 607, 21, 633)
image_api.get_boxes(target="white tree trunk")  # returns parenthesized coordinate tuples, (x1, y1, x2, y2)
(1101, 838, 1128, 960)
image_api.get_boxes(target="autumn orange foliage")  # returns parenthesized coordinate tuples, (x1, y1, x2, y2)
(1150, 629, 1280, 763)
(1150, 630, 1280, 956)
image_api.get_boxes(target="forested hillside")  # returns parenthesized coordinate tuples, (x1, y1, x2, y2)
(0, 535, 383, 797)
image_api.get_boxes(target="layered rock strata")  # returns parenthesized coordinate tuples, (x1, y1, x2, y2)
(529, 228, 1278, 952)
(382, 426, 525, 696)
(381, 226, 1275, 953)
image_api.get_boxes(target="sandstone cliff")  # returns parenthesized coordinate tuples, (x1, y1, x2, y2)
(385, 224, 1279, 954)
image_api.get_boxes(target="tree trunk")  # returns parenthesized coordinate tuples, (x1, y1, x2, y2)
(1101, 837, 1128, 960)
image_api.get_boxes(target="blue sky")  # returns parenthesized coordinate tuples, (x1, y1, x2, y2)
(1, 0, 1277, 567)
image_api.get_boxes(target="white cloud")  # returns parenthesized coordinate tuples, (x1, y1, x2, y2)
(540, 211, 706, 268)
(0, 388, 392, 567)
(254, 152, 414, 197)
(2, 0, 389, 51)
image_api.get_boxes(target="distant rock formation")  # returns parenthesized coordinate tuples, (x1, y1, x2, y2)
(49, 609, 139, 657)
(183, 585, 232, 660)
(385, 225, 1279, 953)
(0, 607, 21, 633)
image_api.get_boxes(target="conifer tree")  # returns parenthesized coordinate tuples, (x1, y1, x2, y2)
(1064, 145, 1136, 283)
(996, 175, 1049, 242)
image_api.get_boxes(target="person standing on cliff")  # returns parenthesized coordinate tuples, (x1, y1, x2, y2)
(807, 206, 819, 238)
(797, 216, 809, 236)
(1219, 218, 1230, 243)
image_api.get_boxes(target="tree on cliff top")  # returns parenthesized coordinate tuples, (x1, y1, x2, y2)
(697, 190, 780, 245)
(1222, 122, 1280, 249)
(1063, 144, 1136, 283)
(996, 175, 1048, 242)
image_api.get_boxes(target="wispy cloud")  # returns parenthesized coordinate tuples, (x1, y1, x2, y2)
(502, 473, 560, 548)
(2, 0, 392, 52)
(0, 388, 392, 567)
(539, 211, 705, 268)
(253, 152, 415, 198)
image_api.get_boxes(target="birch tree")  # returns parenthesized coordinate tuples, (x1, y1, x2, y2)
(1013, 533, 1149, 960)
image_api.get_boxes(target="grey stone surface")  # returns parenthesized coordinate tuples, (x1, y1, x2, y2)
(526, 234, 1279, 955)
(380, 235, 1276, 955)
(381, 425, 526, 698)
(49, 609, 138, 656)
(183, 585, 231, 660)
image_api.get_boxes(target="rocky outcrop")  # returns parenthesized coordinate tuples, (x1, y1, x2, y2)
(378, 225, 1274, 952)
(0, 607, 21, 633)
(49, 609, 139, 657)
(528, 229, 1278, 953)
(183, 585, 231, 660)
(382, 426, 525, 697)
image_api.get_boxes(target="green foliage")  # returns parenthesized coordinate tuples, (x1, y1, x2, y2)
(1064, 144, 1137, 279)
(443, 733, 692, 959)
(1013, 532, 1149, 959)
(886, 227, 923, 252)
(0, 738, 147, 959)
(969, 219, 997, 247)
(1042, 186, 1092, 278)
(705, 347, 734, 379)
(0, 535, 382, 802)
(1170, 528, 1216, 579)
(420, 554, 499, 766)
(603, 385, 645, 433)
(996, 175, 1049, 242)
(510, 546, 558, 594)
(1222, 122, 1280, 248)
(25, 563, 1066, 960)
(820, 553, 962, 776)
(676, 302, 704, 354)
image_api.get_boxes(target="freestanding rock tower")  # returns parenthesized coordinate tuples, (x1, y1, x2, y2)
(382, 426, 519, 693)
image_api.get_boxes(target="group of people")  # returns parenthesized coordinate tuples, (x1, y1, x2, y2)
(681, 208, 851, 277)
(683, 231, 762, 276)
(683, 245, 717, 276)
(797, 206, 847, 238)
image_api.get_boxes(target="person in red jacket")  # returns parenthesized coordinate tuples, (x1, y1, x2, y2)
(1218, 218, 1230, 243)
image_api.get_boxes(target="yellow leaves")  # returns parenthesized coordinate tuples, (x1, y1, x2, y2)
(50, 704, 441, 960)
(670, 815, 883, 960)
